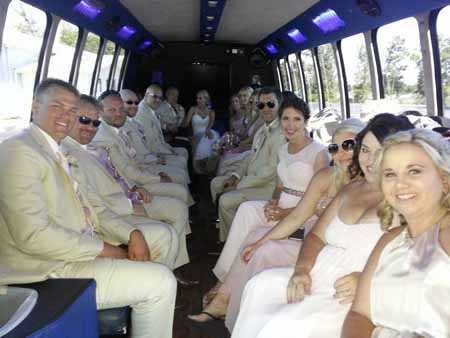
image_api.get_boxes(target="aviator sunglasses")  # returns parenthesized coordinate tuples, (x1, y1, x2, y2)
(257, 101, 276, 110)
(79, 116, 101, 128)
(328, 139, 355, 154)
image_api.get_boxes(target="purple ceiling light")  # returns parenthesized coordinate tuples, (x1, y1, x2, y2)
(117, 25, 137, 39)
(139, 40, 152, 50)
(287, 28, 307, 44)
(312, 9, 345, 34)
(265, 43, 279, 55)
(73, 0, 103, 19)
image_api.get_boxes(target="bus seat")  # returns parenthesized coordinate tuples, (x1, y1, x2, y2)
(97, 307, 130, 336)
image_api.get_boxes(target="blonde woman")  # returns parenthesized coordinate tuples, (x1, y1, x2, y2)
(184, 89, 219, 172)
(342, 129, 450, 338)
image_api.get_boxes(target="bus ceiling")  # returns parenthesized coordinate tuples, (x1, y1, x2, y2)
(14, 0, 450, 56)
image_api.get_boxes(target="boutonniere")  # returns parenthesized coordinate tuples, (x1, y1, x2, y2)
(66, 154, 79, 168)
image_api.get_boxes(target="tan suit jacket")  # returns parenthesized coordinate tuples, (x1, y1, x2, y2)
(89, 122, 161, 186)
(135, 102, 174, 155)
(0, 125, 104, 284)
(233, 118, 286, 191)
(61, 137, 136, 244)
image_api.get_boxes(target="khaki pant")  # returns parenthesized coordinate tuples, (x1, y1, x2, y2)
(142, 196, 190, 268)
(51, 222, 177, 338)
(144, 182, 194, 206)
(214, 184, 274, 242)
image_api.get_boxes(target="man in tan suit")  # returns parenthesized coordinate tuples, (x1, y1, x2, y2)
(135, 84, 188, 162)
(62, 94, 190, 269)
(90, 90, 193, 205)
(0, 79, 176, 338)
(120, 88, 188, 172)
(210, 87, 286, 241)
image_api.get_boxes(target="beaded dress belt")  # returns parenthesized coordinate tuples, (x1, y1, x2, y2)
(282, 187, 305, 197)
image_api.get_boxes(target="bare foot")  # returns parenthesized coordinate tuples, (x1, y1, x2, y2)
(202, 281, 223, 308)
(188, 293, 229, 322)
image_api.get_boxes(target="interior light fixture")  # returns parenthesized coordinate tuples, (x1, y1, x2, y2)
(206, 26, 213, 30)
(287, 28, 307, 44)
(117, 25, 136, 39)
(204, 33, 211, 37)
(312, 8, 345, 34)
(139, 39, 152, 49)
(73, 0, 104, 19)
(208, 1, 218, 8)
(206, 16, 215, 21)
(264, 43, 278, 55)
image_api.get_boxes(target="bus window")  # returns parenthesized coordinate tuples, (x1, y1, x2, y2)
(278, 58, 291, 91)
(300, 49, 320, 115)
(77, 33, 100, 95)
(0, 0, 47, 141)
(96, 40, 116, 97)
(341, 33, 372, 119)
(437, 6, 450, 118)
(47, 20, 79, 81)
(377, 17, 426, 115)
(317, 44, 341, 111)
(111, 48, 125, 90)
(288, 53, 304, 99)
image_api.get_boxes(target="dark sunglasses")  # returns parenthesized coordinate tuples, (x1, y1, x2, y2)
(79, 116, 101, 128)
(257, 101, 276, 110)
(328, 139, 355, 154)
(125, 100, 139, 105)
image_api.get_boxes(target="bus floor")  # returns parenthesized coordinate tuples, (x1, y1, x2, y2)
(173, 173, 230, 338)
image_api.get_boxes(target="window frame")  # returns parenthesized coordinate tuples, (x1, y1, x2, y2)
(430, 7, 445, 116)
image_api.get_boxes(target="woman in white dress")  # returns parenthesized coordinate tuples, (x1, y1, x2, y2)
(342, 129, 450, 338)
(231, 113, 414, 338)
(188, 95, 330, 322)
(184, 89, 220, 173)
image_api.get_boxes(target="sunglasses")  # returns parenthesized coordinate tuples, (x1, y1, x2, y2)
(328, 139, 355, 154)
(79, 116, 101, 128)
(257, 101, 276, 110)
(125, 100, 139, 105)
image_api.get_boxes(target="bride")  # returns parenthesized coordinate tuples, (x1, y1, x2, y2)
(184, 89, 220, 173)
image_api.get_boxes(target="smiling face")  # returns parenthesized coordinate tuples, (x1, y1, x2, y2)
(100, 95, 127, 128)
(358, 131, 382, 182)
(332, 131, 356, 170)
(32, 86, 79, 143)
(69, 101, 99, 145)
(381, 143, 446, 222)
(145, 87, 163, 110)
(196, 92, 208, 108)
(259, 93, 279, 124)
(121, 90, 139, 118)
(280, 107, 306, 142)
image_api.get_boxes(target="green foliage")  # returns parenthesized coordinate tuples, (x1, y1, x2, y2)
(318, 44, 339, 103)
(383, 35, 409, 96)
(440, 37, 450, 108)
(352, 43, 371, 102)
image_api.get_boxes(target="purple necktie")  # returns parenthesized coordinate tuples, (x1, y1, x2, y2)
(94, 148, 142, 205)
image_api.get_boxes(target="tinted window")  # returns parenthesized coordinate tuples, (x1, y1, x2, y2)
(437, 6, 450, 117)
(77, 32, 100, 95)
(300, 49, 320, 115)
(317, 44, 341, 111)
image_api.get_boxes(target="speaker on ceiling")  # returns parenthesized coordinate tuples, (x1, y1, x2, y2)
(356, 0, 381, 17)
(249, 48, 269, 68)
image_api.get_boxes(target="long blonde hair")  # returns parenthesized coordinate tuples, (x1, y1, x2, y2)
(376, 129, 450, 230)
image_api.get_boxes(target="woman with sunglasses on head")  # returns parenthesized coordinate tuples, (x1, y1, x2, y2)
(230, 113, 413, 338)
(184, 89, 220, 173)
(189, 95, 330, 323)
(342, 129, 450, 338)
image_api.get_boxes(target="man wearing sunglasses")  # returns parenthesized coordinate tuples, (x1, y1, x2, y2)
(135, 84, 189, 167)
(90, 90, 193, 206)
(62, 94, 191, 270)
(211, 87, 286, 241)
(0, 79, 177, 338)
